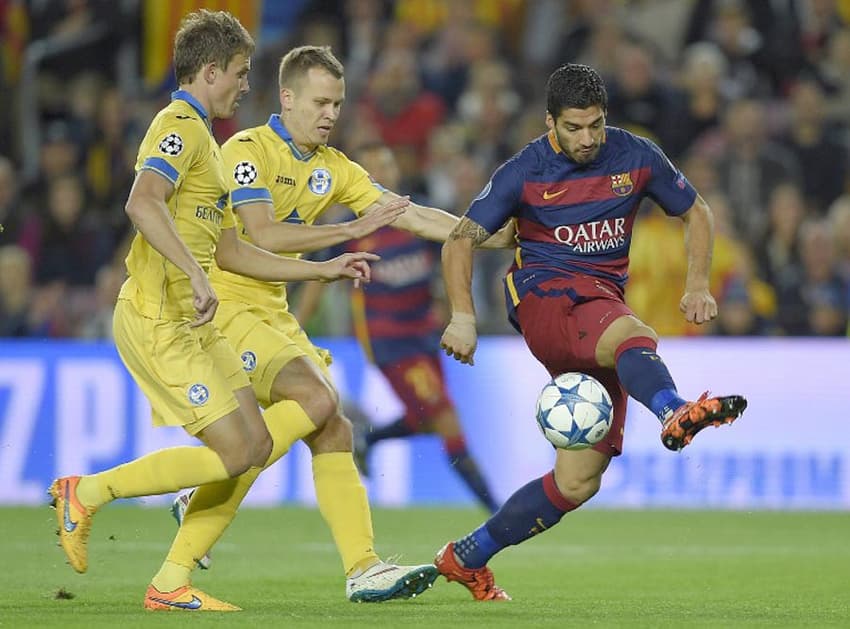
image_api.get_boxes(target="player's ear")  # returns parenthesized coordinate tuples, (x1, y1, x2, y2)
(203, 62, 218, 85)
(545, 112, 555, 131)
(280, 87, 293, 111)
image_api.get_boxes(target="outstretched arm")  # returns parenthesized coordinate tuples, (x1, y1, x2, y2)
(238, 196, 408, 254)
(678, 194, 716, 324)
(215, 227, 378, 283)
(372, 190, 513, 248)
(440, 217, 494, 365)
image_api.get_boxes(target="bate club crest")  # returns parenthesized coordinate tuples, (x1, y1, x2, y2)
(610, 172, 634, 196)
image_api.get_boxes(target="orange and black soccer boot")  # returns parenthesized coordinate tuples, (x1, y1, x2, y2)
(434, 542, 511, 601)
(661, 392, 748, 451)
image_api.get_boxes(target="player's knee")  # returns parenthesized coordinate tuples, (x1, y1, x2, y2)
(251, 429, 273, 468)
(553, 470, 602, 505)
(305, 385, 340, 428)
(630, 322, 658, 345)
(598, 316, 659, 366)
(217, 446, 254, 478)
(306, 413, 353, 454)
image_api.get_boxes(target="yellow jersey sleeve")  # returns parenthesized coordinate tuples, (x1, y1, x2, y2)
(136, 111, 205, 188)
(223, 132, 274, 209)
(327, 147, 383, 216)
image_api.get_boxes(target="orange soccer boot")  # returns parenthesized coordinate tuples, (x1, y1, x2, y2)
(48, 476, 97, 573)
(434, 542, 510, 601)
(661, 392, 748, 451)
(143, 584, 241, 611)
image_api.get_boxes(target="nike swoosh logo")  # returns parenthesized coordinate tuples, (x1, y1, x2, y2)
(149, 595, 203, 610)
(63, 481, 77, 533)
(542, 188, 567, 200)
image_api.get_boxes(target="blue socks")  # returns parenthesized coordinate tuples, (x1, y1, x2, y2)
(615, 340, 685, 422)
(453, 472, 577, 568)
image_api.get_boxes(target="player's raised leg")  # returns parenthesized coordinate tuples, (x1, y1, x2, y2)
(595, 314, 747, 450)
(50, 399, 263, 575)
(50, 299, 270, 576)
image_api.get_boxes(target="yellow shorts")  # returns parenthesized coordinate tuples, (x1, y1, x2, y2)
(215, 300, 332, 408)
(113, 298, 249, 435)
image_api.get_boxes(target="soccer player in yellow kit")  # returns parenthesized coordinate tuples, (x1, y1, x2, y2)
(47, 13, 382, 611)
(166, 45, 514, 602)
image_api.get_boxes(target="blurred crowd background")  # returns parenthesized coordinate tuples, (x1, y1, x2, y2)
(1, 0, 850, 339)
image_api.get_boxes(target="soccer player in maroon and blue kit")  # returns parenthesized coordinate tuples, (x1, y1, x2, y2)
(316, 143, 499, 513)
(434, 64, 748, 600)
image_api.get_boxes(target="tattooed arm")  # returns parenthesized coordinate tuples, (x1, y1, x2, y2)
(439, 217, 492, 364)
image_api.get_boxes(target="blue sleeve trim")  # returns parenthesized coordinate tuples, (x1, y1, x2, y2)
(140, 157, 180, 184)
(231, 187, 273, 206)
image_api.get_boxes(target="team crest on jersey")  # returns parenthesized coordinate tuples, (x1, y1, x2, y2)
(234, 161, 258, 185)
(187, 383, 209, 406)
(241, 350, 257, 372)
(610, 172, 634, 196)
(308, 168, 332, 195)
(159, 133, 184, 156)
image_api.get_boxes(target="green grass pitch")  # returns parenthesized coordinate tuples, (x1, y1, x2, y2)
(2, 505, 848, 627)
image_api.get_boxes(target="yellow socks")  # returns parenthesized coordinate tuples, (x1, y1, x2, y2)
(313, 452, 378, 575)
(151, 560, 193, 593)
(262, 399, 318, 466)
(164, 467, 262, 574)
(161, 400, 316, 572)
(75, 446, 230, 509)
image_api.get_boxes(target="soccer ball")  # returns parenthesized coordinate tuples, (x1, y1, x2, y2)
(535, 372, 614, 450)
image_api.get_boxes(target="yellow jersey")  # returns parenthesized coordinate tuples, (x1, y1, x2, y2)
(119, 90, 234, 320)
(210, 114, 382, 310)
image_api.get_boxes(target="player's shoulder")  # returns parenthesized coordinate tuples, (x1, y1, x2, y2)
(222, 125, 267, 152)
(140, 104, 207, 157)
(605, 126, 660, 155)
(148, 101, 205, 135)
(502, 133, 550, 175)
(319, 144, 356, 167)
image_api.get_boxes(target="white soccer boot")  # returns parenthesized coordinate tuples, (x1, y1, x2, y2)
(346, 560, 438, 602)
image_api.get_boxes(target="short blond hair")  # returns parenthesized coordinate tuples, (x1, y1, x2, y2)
(278, 45, 344, 90)
(174, 10, 255, 85)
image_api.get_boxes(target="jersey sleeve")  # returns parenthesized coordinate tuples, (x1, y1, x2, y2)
(643, 138, 697, 217)
(465, 158, 524, 233)
(223, 135, 274, 209)
(137, 116, 203, 188)
(221, 198, 236, 229)
(332, 153, 383, 216)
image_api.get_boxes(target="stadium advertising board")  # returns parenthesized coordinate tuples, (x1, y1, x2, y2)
(0, 338, 846, 509)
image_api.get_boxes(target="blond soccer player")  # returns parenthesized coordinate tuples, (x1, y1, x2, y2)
(165, 45, 514, 602)
(48, 12, 382, 612)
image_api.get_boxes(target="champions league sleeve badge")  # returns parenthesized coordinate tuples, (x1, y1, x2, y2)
(233, 161, 258, 185)
(159, 133, 184, 156)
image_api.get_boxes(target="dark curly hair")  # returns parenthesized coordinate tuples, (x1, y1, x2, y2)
(546, 64, 608, 118)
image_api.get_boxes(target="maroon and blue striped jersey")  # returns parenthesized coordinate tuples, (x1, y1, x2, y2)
(346, 226, 441, 366)
(466, 127, 697, 330)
